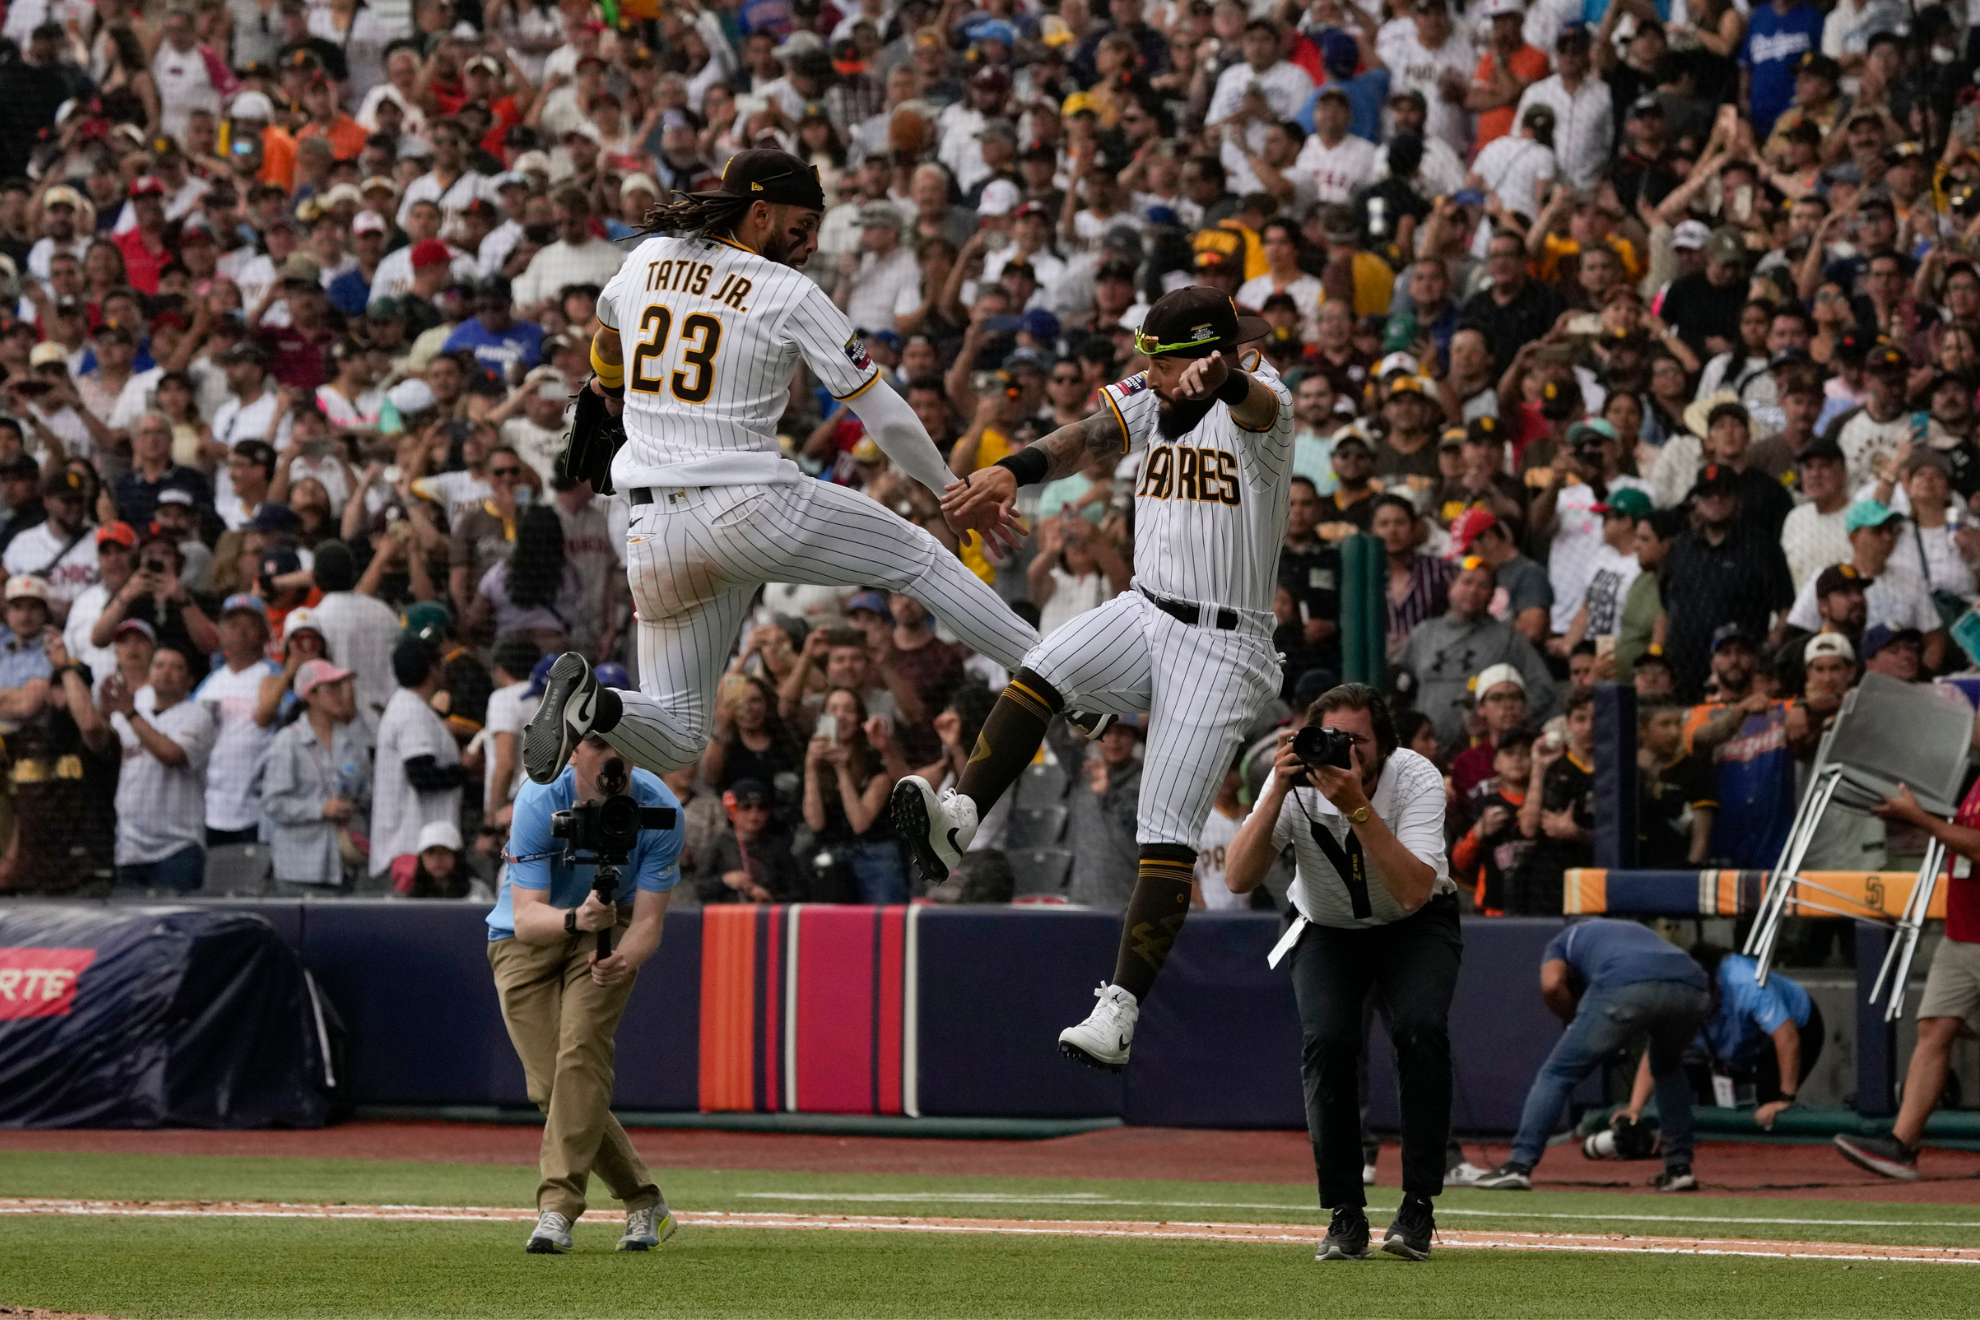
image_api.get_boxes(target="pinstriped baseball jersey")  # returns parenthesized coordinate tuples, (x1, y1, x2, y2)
(598, 233, 879, 491)
(1098, 357, 1296, 614)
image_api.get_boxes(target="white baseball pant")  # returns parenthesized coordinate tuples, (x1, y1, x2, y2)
(1025, 589, 1281, 848)
(602, 479, 1040, 774)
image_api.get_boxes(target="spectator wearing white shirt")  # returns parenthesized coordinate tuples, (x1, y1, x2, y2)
(1206, 19, 1316, 198)
(307, 539, 403, 727)
(1193, 757, 1249, 911)
(1780, 437, 1851, 592)
(835, 203, 921, 336)
(1513, 23, 1613, 192)
(103, 646, 218, 892)
(1785, 500, 1947, 671)
(396, 119, 492, 230)
(512, 188, 627, 318)
(1237, 218, 1326, 342)
(25, 185, 88, 283)
(260, 658, 369, 893)
(935, 65, 1014, 198)
(1470, 102, 1558, 223)
(1378, 0, 1477, 156)
(3, 468, 98, 626)
(478, 636, 542, 861)
(1295, 86, 1379, 207)
(370, 636, 468, 888)
(195, 594, 281, 847)
(62, 521, 137, 685)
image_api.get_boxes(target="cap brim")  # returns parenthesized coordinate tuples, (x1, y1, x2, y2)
(1229, 313, 1272, 349)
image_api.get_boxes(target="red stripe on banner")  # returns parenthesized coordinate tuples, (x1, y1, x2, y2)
(874, 907, 906, 1115)
(793, 906, 878, 1113)
(761, 905, 782, 1112)
(697, 906, 756, 1112)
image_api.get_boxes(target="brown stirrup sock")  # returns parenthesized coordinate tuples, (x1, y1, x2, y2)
(955, 667, 1063, 811)
(1111, 844, 1198, 1001)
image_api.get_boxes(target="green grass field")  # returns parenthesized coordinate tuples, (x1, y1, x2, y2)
(3, 1150, 1978, 1319)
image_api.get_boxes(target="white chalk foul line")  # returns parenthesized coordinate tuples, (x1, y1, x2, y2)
(2, 1200, 1976, 1266)
(733, 1190, 1980, 1231)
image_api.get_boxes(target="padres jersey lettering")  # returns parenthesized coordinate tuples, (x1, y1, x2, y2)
(1098, 359, 1296, 614)
(600, 234, 879, 490)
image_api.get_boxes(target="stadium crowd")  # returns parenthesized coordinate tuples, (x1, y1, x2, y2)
(3, 0, 1980, 925)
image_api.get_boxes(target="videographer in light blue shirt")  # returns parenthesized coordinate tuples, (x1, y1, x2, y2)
(485, 733, 683, 1256)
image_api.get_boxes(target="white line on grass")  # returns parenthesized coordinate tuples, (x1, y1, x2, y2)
(6, 1200, 1976, 1265)
(733, 1191, 1980, 1231)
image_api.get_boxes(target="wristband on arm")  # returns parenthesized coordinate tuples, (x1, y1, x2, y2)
(995, 446, 1050, 487)
(1216, 369, 1253, 406)
(589, 341, 625, 396)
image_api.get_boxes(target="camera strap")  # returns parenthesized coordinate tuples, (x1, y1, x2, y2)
(1306, 814, 1372, 920)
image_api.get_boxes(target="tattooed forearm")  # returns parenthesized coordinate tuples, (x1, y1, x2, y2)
(1036, 408, 1127, 484)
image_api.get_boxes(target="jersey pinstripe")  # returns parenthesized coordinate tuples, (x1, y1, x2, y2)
(1098, 357, 1296, 614)
(600, 233, 880, 491)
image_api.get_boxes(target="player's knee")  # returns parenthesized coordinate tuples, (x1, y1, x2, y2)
(1009, 667, 1066, 715)
(1139, 841, 1198, 868)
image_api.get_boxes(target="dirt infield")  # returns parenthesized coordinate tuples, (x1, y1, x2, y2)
(3, 1198, 1976, 1266)
(1, 1123, 1974, 1202)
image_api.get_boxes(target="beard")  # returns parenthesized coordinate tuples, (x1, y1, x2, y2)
(1156, 390, 1218, 440)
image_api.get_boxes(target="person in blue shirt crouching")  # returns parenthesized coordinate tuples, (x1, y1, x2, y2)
(1473, 918, 1714, 1192)
(487, 731, 683, 1255)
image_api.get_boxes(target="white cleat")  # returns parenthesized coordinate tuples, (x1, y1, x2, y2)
(525, 1209, 574, 1253)
(1058, 983, 1138, 1072)
(891, 776, 977, 883)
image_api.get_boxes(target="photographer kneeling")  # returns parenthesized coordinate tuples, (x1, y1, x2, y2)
(1226, 684, 1460, 1263)
(487, 733, 684, 1255)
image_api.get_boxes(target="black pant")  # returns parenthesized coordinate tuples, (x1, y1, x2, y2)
(1289, 892, 1463, 1209)
(205, 826, 259, 847)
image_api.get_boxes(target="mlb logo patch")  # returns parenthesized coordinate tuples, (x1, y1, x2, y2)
(1116, 374, 1149, 396)
(844, 335, 872, 372)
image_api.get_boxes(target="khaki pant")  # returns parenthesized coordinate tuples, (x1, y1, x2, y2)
(487, 915, 662, 1221)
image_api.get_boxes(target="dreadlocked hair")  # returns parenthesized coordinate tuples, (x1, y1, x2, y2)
(639, 191, 755, 240)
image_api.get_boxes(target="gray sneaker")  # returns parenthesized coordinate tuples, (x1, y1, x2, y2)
(526, 1209, 574, 1254)
(618, 1204, 679, 1251)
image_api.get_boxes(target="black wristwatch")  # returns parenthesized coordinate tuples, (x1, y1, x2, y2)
(564, 908, 578, 935)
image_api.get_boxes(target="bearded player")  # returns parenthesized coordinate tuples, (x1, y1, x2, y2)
(523, 150, 1037, 787)
(896, 287, 1294, 1071)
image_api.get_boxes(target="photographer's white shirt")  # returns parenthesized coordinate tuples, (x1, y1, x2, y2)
(1262, 747, 1452, 930)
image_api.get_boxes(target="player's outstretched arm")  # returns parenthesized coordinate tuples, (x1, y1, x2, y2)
(939, 409, 1126, 530)
(848, 384, 1027, 553)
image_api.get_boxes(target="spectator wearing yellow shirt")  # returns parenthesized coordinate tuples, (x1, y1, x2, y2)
(1315, 203, 1395, 318)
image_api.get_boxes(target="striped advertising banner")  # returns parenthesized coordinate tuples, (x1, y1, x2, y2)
(696, 904, 917, 1116)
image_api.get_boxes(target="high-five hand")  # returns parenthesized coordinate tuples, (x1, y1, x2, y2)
(940, 467, 1027, 554)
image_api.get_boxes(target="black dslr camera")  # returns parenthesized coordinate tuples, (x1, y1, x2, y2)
(1292, 724, 1356, 772)
(550, 756, 676, 956)
(550, 794, 677, 861)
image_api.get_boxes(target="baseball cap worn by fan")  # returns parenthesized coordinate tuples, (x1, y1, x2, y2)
(1448, 507, 1500, 554)
(1690, 463, 1740, 498)
(1132, 287, 1270, 358)
(1862, 623, 1924, 660)
(1472, 661, 1525, 696)
(1846, 498, 1903, 533)
(1592, 487, 1653, 517)
(1805, 632, 1855, 665)
(295, 658, 355, 699)
(4, 574, 49, 603)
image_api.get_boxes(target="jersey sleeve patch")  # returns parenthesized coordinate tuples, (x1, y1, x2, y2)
(1114, 374, 1149, 398)
(844, 334, 872, 372)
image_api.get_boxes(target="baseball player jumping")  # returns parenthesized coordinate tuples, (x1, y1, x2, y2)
(522, 150, 1036, 786)
(896, 287, 1294, 1071)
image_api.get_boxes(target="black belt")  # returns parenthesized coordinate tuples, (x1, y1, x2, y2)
(1139, 585, 1239, 631)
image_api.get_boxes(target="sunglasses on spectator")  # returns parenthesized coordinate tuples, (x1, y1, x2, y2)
(1051, 373, 1081, 384)
(490, 465, 524, 478)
